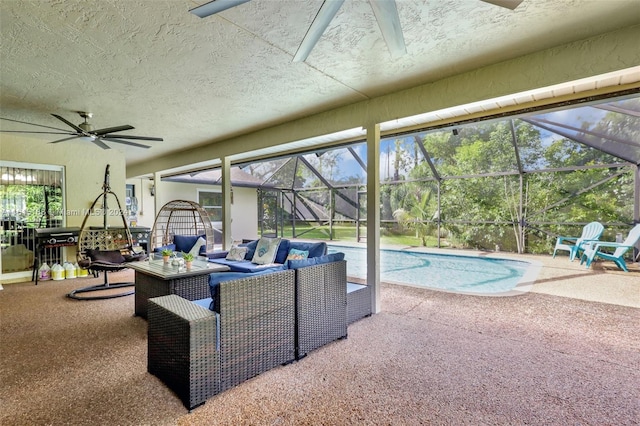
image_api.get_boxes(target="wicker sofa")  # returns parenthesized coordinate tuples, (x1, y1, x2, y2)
(147, 251, 360, 410)
(148, 269, 296, 410)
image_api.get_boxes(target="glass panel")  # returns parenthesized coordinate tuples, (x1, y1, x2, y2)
(1, 163, 64, 274)
(198, 191, 222, 222)
(522, 98, 640, 165)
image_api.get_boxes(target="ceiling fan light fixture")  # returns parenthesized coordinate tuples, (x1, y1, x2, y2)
(189, 0, 251, 18)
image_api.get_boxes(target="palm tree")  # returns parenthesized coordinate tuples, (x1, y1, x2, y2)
(392, 190, 434, 246)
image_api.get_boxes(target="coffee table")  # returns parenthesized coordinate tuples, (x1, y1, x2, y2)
(130, 258, 229, 319)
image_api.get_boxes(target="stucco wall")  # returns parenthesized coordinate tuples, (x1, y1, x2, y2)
(1, 133, 126, 281)
(137, 180, 258, 241)
(1, 133, 127, 227)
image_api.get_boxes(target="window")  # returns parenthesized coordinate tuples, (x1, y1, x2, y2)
(198, 190, 222, 222)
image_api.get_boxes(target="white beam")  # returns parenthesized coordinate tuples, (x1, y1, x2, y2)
(366, 123, 381, 313)
(222, 156, 232, 250)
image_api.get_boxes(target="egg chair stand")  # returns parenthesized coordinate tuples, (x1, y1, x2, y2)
(68, 165, 146, 300)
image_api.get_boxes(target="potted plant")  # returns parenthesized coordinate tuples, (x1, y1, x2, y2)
(161, 249, 173, 263)
(182, 252, 195, 269)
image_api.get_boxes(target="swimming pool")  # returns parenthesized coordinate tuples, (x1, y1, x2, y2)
(327, 245, 539, 295)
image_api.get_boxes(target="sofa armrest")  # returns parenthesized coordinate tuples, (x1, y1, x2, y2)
(295, 260, 347, 359)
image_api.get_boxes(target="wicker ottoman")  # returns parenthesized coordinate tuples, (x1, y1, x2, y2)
(147, 295, 220, 410)
(347, 282, 372, 325)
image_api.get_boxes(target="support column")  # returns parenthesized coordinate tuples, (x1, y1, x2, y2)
(153, 171, 162, 220)
(221, 157, 232, 250)
(366, 123, 381, 314)
(634, 165, 639, 261)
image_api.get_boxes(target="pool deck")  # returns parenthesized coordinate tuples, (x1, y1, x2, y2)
(407, 248, 639, 308)
(1, 249, 638, 424)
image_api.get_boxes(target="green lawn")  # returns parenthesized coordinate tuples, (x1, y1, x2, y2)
(280, 224, 442, 247)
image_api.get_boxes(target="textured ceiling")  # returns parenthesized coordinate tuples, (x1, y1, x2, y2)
(1, 0, 639, 165)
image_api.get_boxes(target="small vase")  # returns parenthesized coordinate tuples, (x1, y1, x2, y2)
(163, 255, 169, 263)
(185, 261, 193, 269)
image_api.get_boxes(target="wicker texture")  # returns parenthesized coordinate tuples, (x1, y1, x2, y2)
(147, 295, 219, 411)
(218, 269, 296, 391)
(347, 283, 372, 325)
(147, 270, 297, 408)
(150, 200, 215, 253)
(296, 260, 347, 359)
(135, 272, 210, 319)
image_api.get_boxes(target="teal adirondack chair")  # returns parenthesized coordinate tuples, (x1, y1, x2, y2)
(580, 224, 640, 272)
(553, 222, 605, 261)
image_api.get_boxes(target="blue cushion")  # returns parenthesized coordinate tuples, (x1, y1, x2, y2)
(192, 297, 213, 310)
(208, 257, 285, 273)
(274, 239, 290, 263)
(315, 252, 345, 265)
(207, 250, 228, 259)
(153, 243, 176, 253)
(288, 241, 327, 258)
(287, 257, 317, 270)
(173, 234, 206, 253)
(241, 240, 259, 260)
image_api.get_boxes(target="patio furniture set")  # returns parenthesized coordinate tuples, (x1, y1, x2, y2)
(553, 221, 640, 272)
(137, 236, 371, 410)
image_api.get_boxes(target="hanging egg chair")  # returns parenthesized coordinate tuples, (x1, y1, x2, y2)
(150, 200, 216, 256)
(69, 165, 146, 300)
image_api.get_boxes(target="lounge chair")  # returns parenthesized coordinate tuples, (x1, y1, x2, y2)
(580, 224, 640, 272)
(553, 221, 604, 261)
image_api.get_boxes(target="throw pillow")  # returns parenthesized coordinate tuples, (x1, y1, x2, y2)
(189, 237, 207, 257)
(286, 248, 309, 260)
(251, 237, 281, 265)
(226, 246, 248, 261)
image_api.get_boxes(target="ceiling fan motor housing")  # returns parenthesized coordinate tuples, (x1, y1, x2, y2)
(79, 122, 94, 132)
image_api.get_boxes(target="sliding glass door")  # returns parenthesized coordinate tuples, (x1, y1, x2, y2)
(0, 161, 64, 277)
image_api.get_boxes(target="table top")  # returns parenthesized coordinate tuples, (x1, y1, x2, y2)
(128, 258, 229, 280)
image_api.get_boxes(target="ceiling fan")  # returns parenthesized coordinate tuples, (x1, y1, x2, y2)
(189, 0, 524, 62)
(0, 111, 163, 150)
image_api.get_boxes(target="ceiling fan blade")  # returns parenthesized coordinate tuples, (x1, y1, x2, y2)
(369, 0, 406, 59)
(92, 125, 135, 136)
(101, 137, 152, 149)
(190, 0, 251, 17)
(1, 117, 71, 132)
(293, 0, 345, 63)
(49, 136, 81, 144)
(102, 134, 163, 141)
(0, 130, 74, 135)
(480, 0, 524, 10)
(92, 138, 112, 150)
(51, 114, 84, 133)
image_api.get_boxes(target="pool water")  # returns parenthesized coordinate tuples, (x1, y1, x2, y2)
(327, 245, 536, 295)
